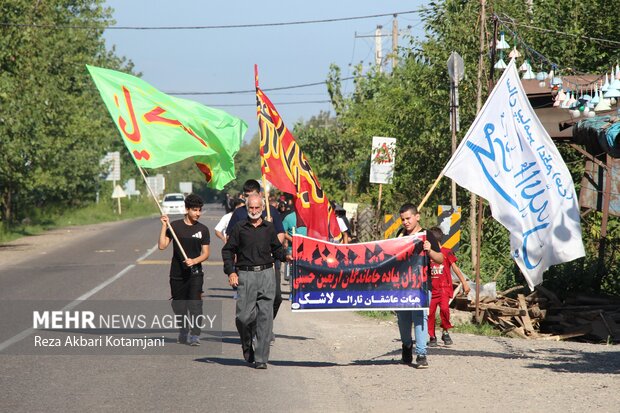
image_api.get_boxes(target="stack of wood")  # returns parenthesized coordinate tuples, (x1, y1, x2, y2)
(453, 284, 620, 342)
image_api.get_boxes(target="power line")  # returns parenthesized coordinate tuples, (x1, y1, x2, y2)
(167, 76, 355, 95)
(207, 100, 332, 107)
(495, 14, 611, 89)
(496, 14, 620, 48)
(0, 10, 424, 30)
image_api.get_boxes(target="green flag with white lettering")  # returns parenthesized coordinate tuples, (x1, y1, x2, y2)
(87, 65, 247, 189)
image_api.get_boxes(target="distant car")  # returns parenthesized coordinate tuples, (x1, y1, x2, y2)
(161, 193, 186, 215)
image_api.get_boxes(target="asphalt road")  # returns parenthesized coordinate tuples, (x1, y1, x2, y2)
(0, 205, 357, 411)
(0, 204, 618, 412)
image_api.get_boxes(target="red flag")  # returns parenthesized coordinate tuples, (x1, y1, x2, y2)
(255, 65, 340, 240)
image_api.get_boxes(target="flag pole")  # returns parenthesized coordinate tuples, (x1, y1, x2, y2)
(255, 63, 272, 221)
(417, 170, 446, 212)
(137, 165, 189, 261)
(262, 175, 272, 220)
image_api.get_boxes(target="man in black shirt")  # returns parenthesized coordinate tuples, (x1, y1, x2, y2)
(159, 194, 210, 346)
(226, 179, 286, 327)
(222, 194, 289, 369)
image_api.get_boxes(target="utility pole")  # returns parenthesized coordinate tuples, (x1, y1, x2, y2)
(392, 15, 398, 71)
(447, 52, 464, 208)
(375, 25, 383, 72)
(354, 20, 410, 73)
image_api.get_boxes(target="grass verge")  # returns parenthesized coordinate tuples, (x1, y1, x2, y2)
(451, 321, 503, 336)
(360, 311, 396, 321)
(0, 197, 158, 244)
(359, 310, 503, 337)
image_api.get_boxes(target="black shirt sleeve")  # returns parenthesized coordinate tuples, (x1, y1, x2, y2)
(270, 224, 287, 262)
(269, 206, 285, 234)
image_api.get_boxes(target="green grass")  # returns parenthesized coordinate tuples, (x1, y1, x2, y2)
(359, 309, 504, 337)
(451, 321, 503, 336)
(360, 311, 396, 321)
(0, 197, 158, 243)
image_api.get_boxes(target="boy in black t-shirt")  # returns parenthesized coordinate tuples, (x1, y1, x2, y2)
(394, 203, 443, 369)
(159, 194, 210, 346)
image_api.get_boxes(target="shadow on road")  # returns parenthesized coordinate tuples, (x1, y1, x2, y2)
(425, 345, 620, 375)
(0, 243, 30, 250)
(428, 347, 526, 360)
(523, 349, 620, 374)
(205, 294, 234, 299)
(218, 330, 315, 347)
(200, 347, 620, 373)
(347, 359, 400, 366)
(196, 357, 339, 368)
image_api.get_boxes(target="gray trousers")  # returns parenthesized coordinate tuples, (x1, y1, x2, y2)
(235, 268, 275, 363)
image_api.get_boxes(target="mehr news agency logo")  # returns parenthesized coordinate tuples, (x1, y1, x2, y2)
(32, 310, 217, 349)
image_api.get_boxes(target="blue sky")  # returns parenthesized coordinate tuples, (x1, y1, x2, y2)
(103, 1, 428, 140)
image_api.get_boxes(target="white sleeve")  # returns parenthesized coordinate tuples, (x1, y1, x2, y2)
(215, 213, 231, 233)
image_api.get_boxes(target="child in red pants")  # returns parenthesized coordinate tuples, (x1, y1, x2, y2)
(427, 227, 470, 346)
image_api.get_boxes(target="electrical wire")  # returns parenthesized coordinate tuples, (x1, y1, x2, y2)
(206, 99, 332, 107)
(167, 76, 354, 95)
(498, 16, 620, 48)
(579, 186, 620, 197)
(0, 10, 424, 31)
(495, 14, 610, 89)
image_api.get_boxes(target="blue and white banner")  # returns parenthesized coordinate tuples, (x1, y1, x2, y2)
(442, 59, 585, 289)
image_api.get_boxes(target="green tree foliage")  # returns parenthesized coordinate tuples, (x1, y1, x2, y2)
(292, 0, 619, 295)
(292, 110, 353, 204)
(0, 0, 132, 225)
(221, 132, 262, 195)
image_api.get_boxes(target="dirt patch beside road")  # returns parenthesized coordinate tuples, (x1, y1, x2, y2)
(272, 298, 619, 412)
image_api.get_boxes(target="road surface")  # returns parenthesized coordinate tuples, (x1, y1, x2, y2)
(0, 204, 618, 412)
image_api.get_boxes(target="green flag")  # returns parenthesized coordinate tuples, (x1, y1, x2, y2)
(87, 65, 247, 189)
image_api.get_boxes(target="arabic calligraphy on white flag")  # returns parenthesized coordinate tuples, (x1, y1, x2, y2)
(442, 59, 585, 290)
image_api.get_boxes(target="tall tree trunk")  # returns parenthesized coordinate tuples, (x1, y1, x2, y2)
(1, 187, 12, 224)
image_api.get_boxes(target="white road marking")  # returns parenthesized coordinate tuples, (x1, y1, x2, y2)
(0, 244, 159, 352)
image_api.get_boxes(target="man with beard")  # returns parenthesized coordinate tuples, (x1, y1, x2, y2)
(222, 194, 290, 369)
(226, 179, 286, 338)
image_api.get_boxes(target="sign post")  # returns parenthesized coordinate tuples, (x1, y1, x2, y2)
(369, 136, 396, 218)
(111, 185, 126, 214)
(447, 52, 465, 208)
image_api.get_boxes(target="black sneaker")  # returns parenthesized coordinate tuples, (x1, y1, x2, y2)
(442, 332, 453, 346)
(428, 336, 438, 347)
(177, 331, 188, 344)
(415, 355, 429, 369)
(401, 343, 413, 364)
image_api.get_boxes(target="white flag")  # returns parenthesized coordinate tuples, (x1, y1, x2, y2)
(442, 59, 585, 290)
